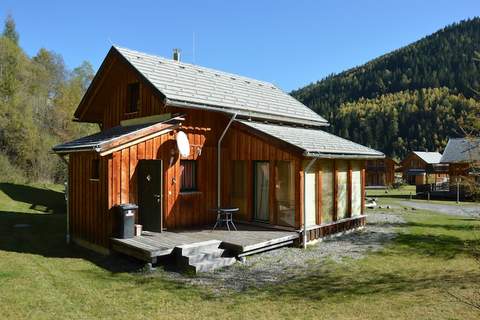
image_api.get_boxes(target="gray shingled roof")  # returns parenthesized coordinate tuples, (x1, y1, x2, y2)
(115, 46, 328, 127)
(412, 151, 443, 164)
(440, 138, 480, 163)
(239, 120, 384, 158)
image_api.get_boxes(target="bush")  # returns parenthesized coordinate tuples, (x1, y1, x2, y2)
(0, 153, 26, 183)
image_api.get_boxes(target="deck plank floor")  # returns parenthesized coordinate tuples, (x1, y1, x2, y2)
(111, 224, 299, 262)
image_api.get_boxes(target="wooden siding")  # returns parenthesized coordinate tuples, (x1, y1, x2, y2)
(67, 55, 369, 248)
(69, 152, 111, 247)
(366, 158, 396, 186)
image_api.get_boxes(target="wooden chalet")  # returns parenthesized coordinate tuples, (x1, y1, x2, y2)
(365, 157, 397, 187)
(53, 46, 383, 264)
(441, 138, 480, 184)
(401, 151, 448, 185)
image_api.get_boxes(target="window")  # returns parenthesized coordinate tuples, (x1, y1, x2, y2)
(320, 160, 334, 223)
(275, 161, 295, 227)
(126, 82, 140, 113)
(336, 160, 349, 220)
(351, 161, 362, 217)
(180, 160, 197, 191)
(91, 159, 100, 180)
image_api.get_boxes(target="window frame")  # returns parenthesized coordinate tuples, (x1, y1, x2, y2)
(179, 160, 198, 192)
(90, 159, 100, 181)
(126, 82, 140, 114)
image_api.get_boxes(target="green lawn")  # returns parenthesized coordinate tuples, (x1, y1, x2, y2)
(0, 183, 479, 319)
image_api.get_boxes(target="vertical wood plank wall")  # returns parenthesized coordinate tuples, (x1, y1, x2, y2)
(69, 56, 368, 248)
(69, 152, 110, 247)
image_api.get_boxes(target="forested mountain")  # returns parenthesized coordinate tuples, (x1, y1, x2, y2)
(335, 87, 479, 158)
(292, 18, 480, 159)
(0, 15, 96, 183)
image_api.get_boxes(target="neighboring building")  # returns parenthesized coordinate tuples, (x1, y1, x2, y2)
(440, 137, 480, 184)
(401, 151, 448, 185)
(365, 158, 398, 187)
(53, 46, 383, 258)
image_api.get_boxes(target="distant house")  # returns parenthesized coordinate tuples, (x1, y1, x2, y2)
(440, 138, 480, 184)
(401, 151, 448, 185)
(365, 157, 398, 187)
(52, 46, 383, 262)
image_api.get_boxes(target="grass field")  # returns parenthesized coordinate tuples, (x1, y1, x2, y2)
(0, 183, 479, 319)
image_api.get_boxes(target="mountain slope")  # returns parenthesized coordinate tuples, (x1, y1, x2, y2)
(292, 18, 480, 158)
(292, 18, 480, 119)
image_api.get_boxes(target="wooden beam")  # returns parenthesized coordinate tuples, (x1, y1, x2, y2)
(99, 127, 176, 156)
(317, 165, 322, 225)
(361, 165, 366, 215)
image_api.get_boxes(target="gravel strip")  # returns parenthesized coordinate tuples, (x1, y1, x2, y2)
(161, 211, 405, 293)
(396, 200, 480, 218)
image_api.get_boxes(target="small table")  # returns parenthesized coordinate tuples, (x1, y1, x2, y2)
(211, 207, 239, 231)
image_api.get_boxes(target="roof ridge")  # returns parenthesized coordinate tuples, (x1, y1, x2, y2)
(113, 45, 277, 88)
(113, 45, 328, 126)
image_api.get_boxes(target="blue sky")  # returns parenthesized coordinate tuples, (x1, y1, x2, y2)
(1, 1, 479, 91)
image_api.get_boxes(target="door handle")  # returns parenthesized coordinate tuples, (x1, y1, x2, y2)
(153, 194, 161, 203)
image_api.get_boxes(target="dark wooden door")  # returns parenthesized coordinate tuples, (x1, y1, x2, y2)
(138, 160, 163, 232)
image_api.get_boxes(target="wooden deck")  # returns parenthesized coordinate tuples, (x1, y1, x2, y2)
(111, 224, 299, 262)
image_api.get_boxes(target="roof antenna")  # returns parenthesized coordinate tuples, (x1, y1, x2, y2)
(108, 37, 113, 46)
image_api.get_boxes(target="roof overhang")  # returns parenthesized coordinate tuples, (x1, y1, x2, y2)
(53, 115, 183, 156)
(406, 168, 426, 175)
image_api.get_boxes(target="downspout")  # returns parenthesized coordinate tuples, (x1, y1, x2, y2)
(57, 154, 70, 244)
(303, 158, 317, 249)
(217, 113, 237, 208)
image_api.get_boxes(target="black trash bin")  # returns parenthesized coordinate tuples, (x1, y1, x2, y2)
(116, 203, 138, 239)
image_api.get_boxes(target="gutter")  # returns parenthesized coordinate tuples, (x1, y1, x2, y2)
(217, 112, 237, 207)
(303, 151, 385, 159)
(303, 158, 317, 249)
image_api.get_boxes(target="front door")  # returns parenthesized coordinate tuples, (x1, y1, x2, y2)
(138, 160, 163, 232)
(254, 161, 270, 222)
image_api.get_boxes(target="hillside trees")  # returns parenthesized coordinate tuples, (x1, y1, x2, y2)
(0, 15, 95, 183)
(292, 18, 480, 157)
(335, 88, 480, 160)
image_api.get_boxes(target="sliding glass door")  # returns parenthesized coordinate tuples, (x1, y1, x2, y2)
(254, 161, 270, 222)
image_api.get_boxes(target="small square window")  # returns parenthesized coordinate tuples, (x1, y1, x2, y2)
(126, 82, 140, 113)
(180, 160, 197, 191)
(91, 159, 100, 180)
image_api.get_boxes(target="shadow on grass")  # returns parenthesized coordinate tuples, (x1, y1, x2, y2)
(0, 183, 144, 274)
(384, 220, 479, 233)
(256, 267, 480, 301)
(0, 183, 66, 214)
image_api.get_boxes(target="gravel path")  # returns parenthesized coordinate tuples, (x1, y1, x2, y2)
(396, 200, 480, 218)
(161, 211, 405, 293)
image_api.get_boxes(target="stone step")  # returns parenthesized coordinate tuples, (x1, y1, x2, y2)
(187, 256, 237, 273)
(173, 240, 222, 257)
(177, 248, 226, 265)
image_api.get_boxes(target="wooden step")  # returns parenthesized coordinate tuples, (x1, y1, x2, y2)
(177, 248, 226, 265)
(187, 256, 237, 273)
(173, 239, 222, 256)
